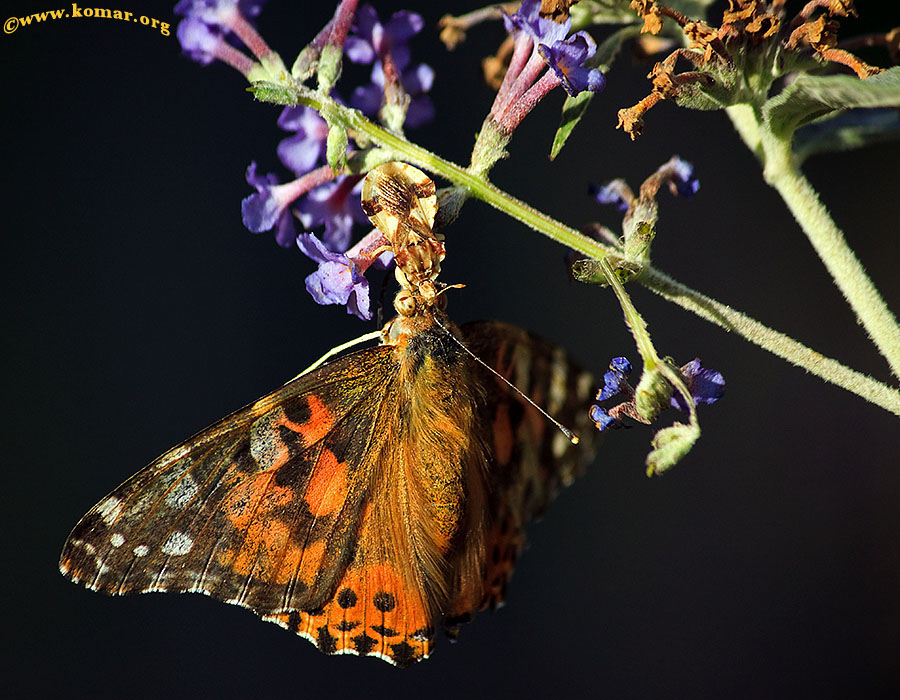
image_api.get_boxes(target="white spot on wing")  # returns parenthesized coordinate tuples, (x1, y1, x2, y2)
(96, 496, 122, 526)
(161, 531, 194, 556)
(110, 533, 125, 548)
(133, 545, 150, 557)
(165, 473, 198, 509)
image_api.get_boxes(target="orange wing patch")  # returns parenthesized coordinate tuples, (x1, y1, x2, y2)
(303, 449, 348, 517)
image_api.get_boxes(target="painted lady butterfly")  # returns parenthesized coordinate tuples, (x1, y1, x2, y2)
(59, 162, 597, 666)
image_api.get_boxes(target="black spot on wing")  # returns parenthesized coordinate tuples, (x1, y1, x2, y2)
(351, 633, 377, 655)
(337, 587, 358, 609)
(389, 641, 417, 667)
(316, 625, 338, 654)
(372, 591, 396, 612)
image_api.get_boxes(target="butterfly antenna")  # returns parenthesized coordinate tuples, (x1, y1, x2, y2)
(433, 316, 580, 445)
(291, 330, 383, 381)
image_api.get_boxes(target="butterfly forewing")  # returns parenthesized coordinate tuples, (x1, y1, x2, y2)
(60, 345, 396, 609)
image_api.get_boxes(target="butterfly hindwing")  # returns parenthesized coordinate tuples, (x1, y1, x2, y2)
(446, 321, 597, 620)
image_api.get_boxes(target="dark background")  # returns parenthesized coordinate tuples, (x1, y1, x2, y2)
(4, 1, 900, 697)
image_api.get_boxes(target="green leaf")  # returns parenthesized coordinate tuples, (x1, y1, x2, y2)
(763, 66, 900, 140)
(247, 81, 298, 106)
(569, 0, 638, 29)
(549, 25, 640, 160)
(793, 108, 900, 163)
(550, 92, 594, 161)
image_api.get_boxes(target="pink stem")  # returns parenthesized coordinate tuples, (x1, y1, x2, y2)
(328, 0, 359, 48)
(498, 70, 561, 134)
(212, 40, 256, 76)
(495, 50, 547, 122)
(490, 34, 533, 120)
(227, 10, 276, 62)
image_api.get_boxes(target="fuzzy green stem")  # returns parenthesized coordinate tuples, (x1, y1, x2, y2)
(600, 257, 660, 370)
(728, 103, 900, 380)
(289, 91, 900, 416)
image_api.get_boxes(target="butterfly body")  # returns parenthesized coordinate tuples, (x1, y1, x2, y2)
(60, 164, 597, 666)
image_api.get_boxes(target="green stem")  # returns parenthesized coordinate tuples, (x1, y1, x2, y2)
(599, 257, 660, 370)
(291, 91, 900, 416)
(640, 266, 900, 416)
(728, 104, 900, 380)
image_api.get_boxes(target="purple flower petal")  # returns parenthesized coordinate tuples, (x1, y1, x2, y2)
(297, 179, 366, 253)
(384, 10, 424, 42)
(504, 0, 570, 46)
(539, 32, 605, 96)
(176, 16, 222, 65)
(175, 0, 267, 22)
(404, 95, 435, 129)
(298, 232, 374, 320)
(596, 356, 633, 401)
(671, 359, 725, 411)
(296, 230, 337, 264)
(240, 162, 297, 245)
(273, 208, 297, 247)
(403, 63, 434, 93)
(344, 35, 375, 63)
(350, 83, 384, 116)
(590, 404, 621, 431)
(590, 181, 632, 212)
(276, 107, 328, 175)
(346, 279, 372, 320)
(669, 156, 700, 198)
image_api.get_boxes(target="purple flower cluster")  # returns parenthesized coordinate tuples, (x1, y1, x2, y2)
(590, 356, 724, 431)
(489, 0, 605, 134)
(345, 5, 434, 127)
(176, 1, 435, 320)
(175, 0, 272, 75)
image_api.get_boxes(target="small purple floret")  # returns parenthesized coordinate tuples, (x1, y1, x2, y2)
(174, 0, 266, 25)
(176, 17, 222, 65)
(297, 233, 373, 320)
(590, 405, 622, 431)
(241, 162, 297, 247)
(671, 359, 725, 411)
(590, 181, 632, 212)
(297, 179, 369, 254)
(539, 32, 605, 96)
(345, 4, 423, 72)
(597, 357, 633, 401)
(276, 106, 329, 176)
(504, 0, 569, 46)
(669, 156, 700, 198)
